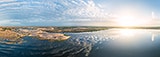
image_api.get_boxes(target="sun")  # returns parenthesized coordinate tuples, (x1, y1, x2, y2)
(117, 16, 136, 26)
(116, 15, 149, 26)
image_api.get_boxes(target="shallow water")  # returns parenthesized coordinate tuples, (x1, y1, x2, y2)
(1, 29, 160, 57)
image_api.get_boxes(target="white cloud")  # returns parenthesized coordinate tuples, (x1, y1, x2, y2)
(0, 20, 20, 26)
(0, 0, 15, 2)
(61, 0, 107, 18)
(0, 0, 108, 26)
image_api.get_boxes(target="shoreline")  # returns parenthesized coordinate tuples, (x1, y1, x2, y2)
(0, 26, 160, 42)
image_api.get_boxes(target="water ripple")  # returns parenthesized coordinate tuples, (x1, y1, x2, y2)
(0, 30, 111, 57)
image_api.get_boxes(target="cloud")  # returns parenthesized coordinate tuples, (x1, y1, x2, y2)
(0, 0, 15, 2)
(62, 0, 107, 18)
(0, 20, 20, 26)
(0, 12, 20, 26)
(0, 0, 108, 26)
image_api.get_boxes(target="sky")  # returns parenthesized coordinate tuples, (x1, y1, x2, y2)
(0, 0, 160, 26)
(94, 0, 160, 16)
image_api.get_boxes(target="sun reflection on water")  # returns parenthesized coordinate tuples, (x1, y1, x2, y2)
(108, 29, 160, 43)
(119, 29, 136, 36)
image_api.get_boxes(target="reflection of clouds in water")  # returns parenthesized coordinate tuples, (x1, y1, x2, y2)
(52, 29, 160, 57)
(65, 31, 111, 56)
(152, 34, 155, 41)
(147, 30, 160, 42)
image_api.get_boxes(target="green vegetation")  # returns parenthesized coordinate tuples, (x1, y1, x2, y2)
(44, 26, 108, 33)
(2, 27, 12, 31)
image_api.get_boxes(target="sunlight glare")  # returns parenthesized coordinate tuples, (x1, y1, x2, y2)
(119, 29, 135, 36)
(116, 15, 149, 26)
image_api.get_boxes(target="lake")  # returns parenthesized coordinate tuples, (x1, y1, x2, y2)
(0, 29, 160, 57)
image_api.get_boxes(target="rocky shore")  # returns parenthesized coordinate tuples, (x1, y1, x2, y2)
(0, 27, 70, 41)
(0, 26, 107, 42)
(0, 30, 24, 39)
